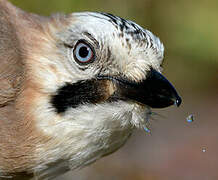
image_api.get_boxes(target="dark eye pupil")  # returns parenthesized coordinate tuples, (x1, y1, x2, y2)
(79, 46, 89, 58)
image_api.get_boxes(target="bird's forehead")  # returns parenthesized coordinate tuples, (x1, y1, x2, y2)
(70, 12, 163, 56)
(73, 12, 145, 37)
(71, 12, 147, 41)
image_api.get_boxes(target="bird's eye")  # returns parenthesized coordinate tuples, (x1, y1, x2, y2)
(73, 41, 95, 64)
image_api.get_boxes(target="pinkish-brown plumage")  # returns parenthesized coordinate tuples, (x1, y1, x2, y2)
(0, 1, 69, 178)
(0, 1, 181, 179)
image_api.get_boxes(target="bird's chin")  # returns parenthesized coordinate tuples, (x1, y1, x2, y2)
(127, 102, 153, 129)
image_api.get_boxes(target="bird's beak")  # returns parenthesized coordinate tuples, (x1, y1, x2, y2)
(98, 69, 182, 108)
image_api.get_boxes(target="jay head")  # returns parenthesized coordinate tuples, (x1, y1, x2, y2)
(0, 0, 181, 179)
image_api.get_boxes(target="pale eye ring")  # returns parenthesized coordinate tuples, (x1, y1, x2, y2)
(73, 40, 95, 64)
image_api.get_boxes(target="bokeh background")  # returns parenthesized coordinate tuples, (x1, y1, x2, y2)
(10, 0, 218, 179)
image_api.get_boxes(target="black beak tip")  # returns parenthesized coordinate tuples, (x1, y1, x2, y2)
(175, 96, 182, 107)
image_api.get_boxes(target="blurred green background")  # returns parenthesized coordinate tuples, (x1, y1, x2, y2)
(9, 0, 218, 179)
